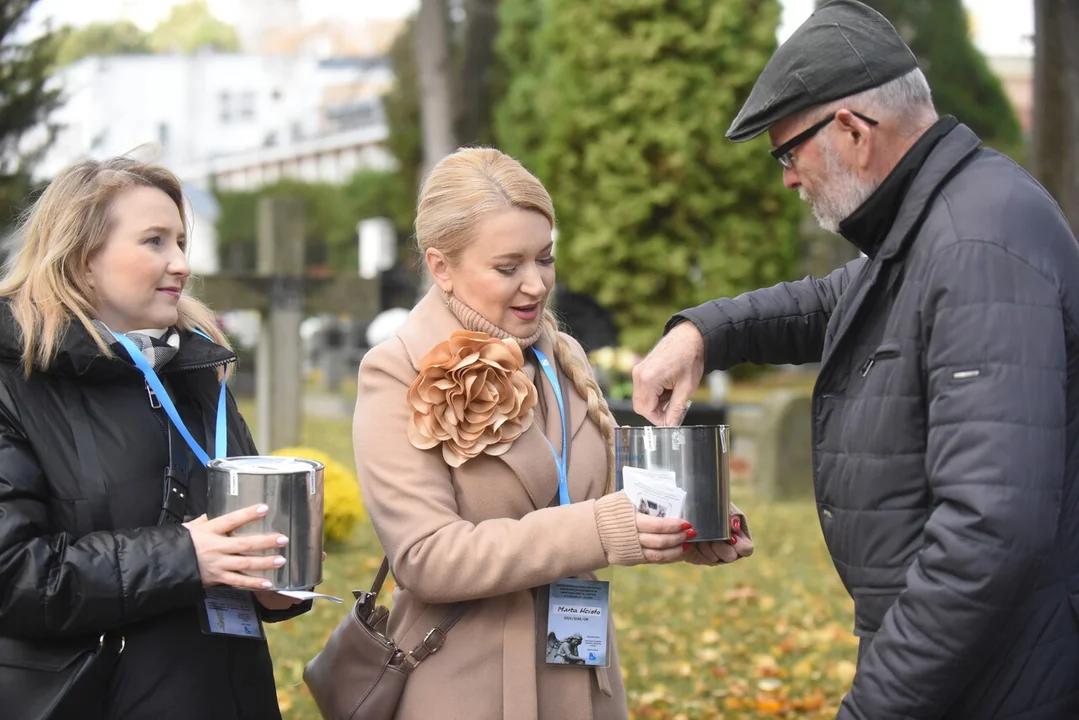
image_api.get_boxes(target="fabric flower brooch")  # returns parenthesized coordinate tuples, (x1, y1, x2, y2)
(407, 330, 538, 467)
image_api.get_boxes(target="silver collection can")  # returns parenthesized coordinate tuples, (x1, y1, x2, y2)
(206, 456, 325, 591)
(614, 425, 731, 542)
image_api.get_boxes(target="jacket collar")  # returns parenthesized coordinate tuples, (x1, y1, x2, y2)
(0, 299, 235, 381)
(397, 287, 588, 509)
(838, 116, 960, 257)
(819, 122, 984, 373)
(874, 122, 982, 261)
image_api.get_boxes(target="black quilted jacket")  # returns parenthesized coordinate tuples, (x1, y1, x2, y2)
(0, 306, 308, 718)
(675, 122, 1079, 718)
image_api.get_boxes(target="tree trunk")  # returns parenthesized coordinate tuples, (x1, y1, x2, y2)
(458, 0, 500, 145)
(414, 0, 457, 181)
(1032, 0, 1079, 235)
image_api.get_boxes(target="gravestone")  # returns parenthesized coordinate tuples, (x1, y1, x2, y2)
(753, 389, 815, 500)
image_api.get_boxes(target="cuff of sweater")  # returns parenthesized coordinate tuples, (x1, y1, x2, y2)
(594, 491, 644, 566)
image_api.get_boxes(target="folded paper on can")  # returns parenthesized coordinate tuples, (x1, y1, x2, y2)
(621, 466, 686, 519)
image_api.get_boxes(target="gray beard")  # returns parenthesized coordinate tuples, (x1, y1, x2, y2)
(799, 140, 880, 234)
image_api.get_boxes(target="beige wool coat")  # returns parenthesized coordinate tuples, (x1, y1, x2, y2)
(353, 288, 645, 720)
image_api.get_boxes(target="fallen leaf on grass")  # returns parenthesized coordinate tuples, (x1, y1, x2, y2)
(833, 660, 857, 685)
(723, 585, 758, 601)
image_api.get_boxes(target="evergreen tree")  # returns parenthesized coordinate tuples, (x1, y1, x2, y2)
(492, 0, 545, 173)
(497, 0, 801, 351)
(0, 0, 61, 231)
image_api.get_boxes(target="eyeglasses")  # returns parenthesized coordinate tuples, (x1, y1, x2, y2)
(770, 111, 879, 169)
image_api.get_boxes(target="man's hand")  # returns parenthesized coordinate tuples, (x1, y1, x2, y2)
(632, 321, 706, 426)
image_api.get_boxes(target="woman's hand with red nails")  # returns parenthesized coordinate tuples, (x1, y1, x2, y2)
(682, 506, 754, 566)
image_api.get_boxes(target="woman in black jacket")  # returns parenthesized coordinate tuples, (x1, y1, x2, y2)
(0, 156, 309, 719)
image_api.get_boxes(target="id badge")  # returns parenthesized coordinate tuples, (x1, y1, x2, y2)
(545, 578, 610, 667)
(198, 587, 264, 640)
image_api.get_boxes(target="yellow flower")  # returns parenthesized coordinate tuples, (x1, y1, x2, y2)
(271, 446, 365, 546)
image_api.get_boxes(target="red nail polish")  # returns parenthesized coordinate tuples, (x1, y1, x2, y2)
(732, 517, 741, 533)
(686, 529, 698, 540)
(680, 522, 693, 531)
(682, 543, 690, 552)
(728, 535, 738, 546)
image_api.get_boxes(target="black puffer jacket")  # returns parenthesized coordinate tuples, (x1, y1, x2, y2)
(0, 303, 307, 718)
(674, 121, 1079, 718)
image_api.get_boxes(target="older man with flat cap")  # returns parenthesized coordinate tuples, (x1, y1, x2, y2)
(634, 0, 1079, 717)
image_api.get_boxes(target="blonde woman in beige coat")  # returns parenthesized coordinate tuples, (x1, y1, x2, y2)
(352, 148, 754, 720)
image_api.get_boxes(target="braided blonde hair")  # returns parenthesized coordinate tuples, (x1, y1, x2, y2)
(540, 310, 616, 494)
(416, 147, 616, 493)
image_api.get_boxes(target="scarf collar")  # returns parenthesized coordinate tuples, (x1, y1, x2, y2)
(92, 322, 181, 371)
(443, 291, 545, 349)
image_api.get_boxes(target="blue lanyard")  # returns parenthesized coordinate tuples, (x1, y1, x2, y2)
(532, 348, 569, 506)
(112, 329, 228, 467)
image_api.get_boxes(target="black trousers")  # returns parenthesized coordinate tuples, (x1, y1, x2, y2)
(102, 606, 282, 720)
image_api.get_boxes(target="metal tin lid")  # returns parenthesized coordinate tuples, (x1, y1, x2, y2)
(209, 456, 321, 474)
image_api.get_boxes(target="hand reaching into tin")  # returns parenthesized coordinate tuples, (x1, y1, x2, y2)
(183, 503, 289, 589)
(632, 321, 705, 427)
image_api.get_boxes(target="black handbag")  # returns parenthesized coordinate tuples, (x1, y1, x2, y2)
(0, 633, 124, 720)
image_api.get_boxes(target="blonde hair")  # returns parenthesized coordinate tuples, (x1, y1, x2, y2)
(416, 147, 616, 493)
(0, 155, 231, 376)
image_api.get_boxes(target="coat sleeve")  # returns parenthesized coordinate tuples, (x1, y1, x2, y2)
(0, 396, 206, 639)
(668, 257, 866, 371)
(353, 339, 620, 605)
(839, 240, 1067, 718)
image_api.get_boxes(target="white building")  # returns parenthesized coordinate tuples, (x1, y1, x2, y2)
(38, 52, 333, 180)
(34, 51, 395, 273)
(172, 123, 394, 193)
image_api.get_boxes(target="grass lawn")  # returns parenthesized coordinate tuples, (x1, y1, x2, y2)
(245, 404, 857, 719)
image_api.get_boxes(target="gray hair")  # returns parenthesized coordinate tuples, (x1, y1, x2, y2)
(797, 68, 938, 135)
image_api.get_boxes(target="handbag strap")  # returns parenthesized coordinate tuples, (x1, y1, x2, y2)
(401, 600, 469, 670)
(359, 556, 469, 672)
(157, 422, 191, 525)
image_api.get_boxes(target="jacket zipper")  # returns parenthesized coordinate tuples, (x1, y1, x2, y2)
(143, 356, 232, 434)
(860, 345, 901, 377)
(145, 356, 232, 407)
(172, 357, 234, 374)
(146, 382, 162, 408)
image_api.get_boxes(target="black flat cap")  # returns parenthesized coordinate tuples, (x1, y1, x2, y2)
(726, 0, 918, 142)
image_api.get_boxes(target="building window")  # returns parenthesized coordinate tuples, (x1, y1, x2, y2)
(219, 91, 231, 122)
(240, 91, 255, 121)
(158, 122, 169, 146)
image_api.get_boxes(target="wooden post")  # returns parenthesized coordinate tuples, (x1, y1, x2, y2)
(255, 196, 305, 453)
